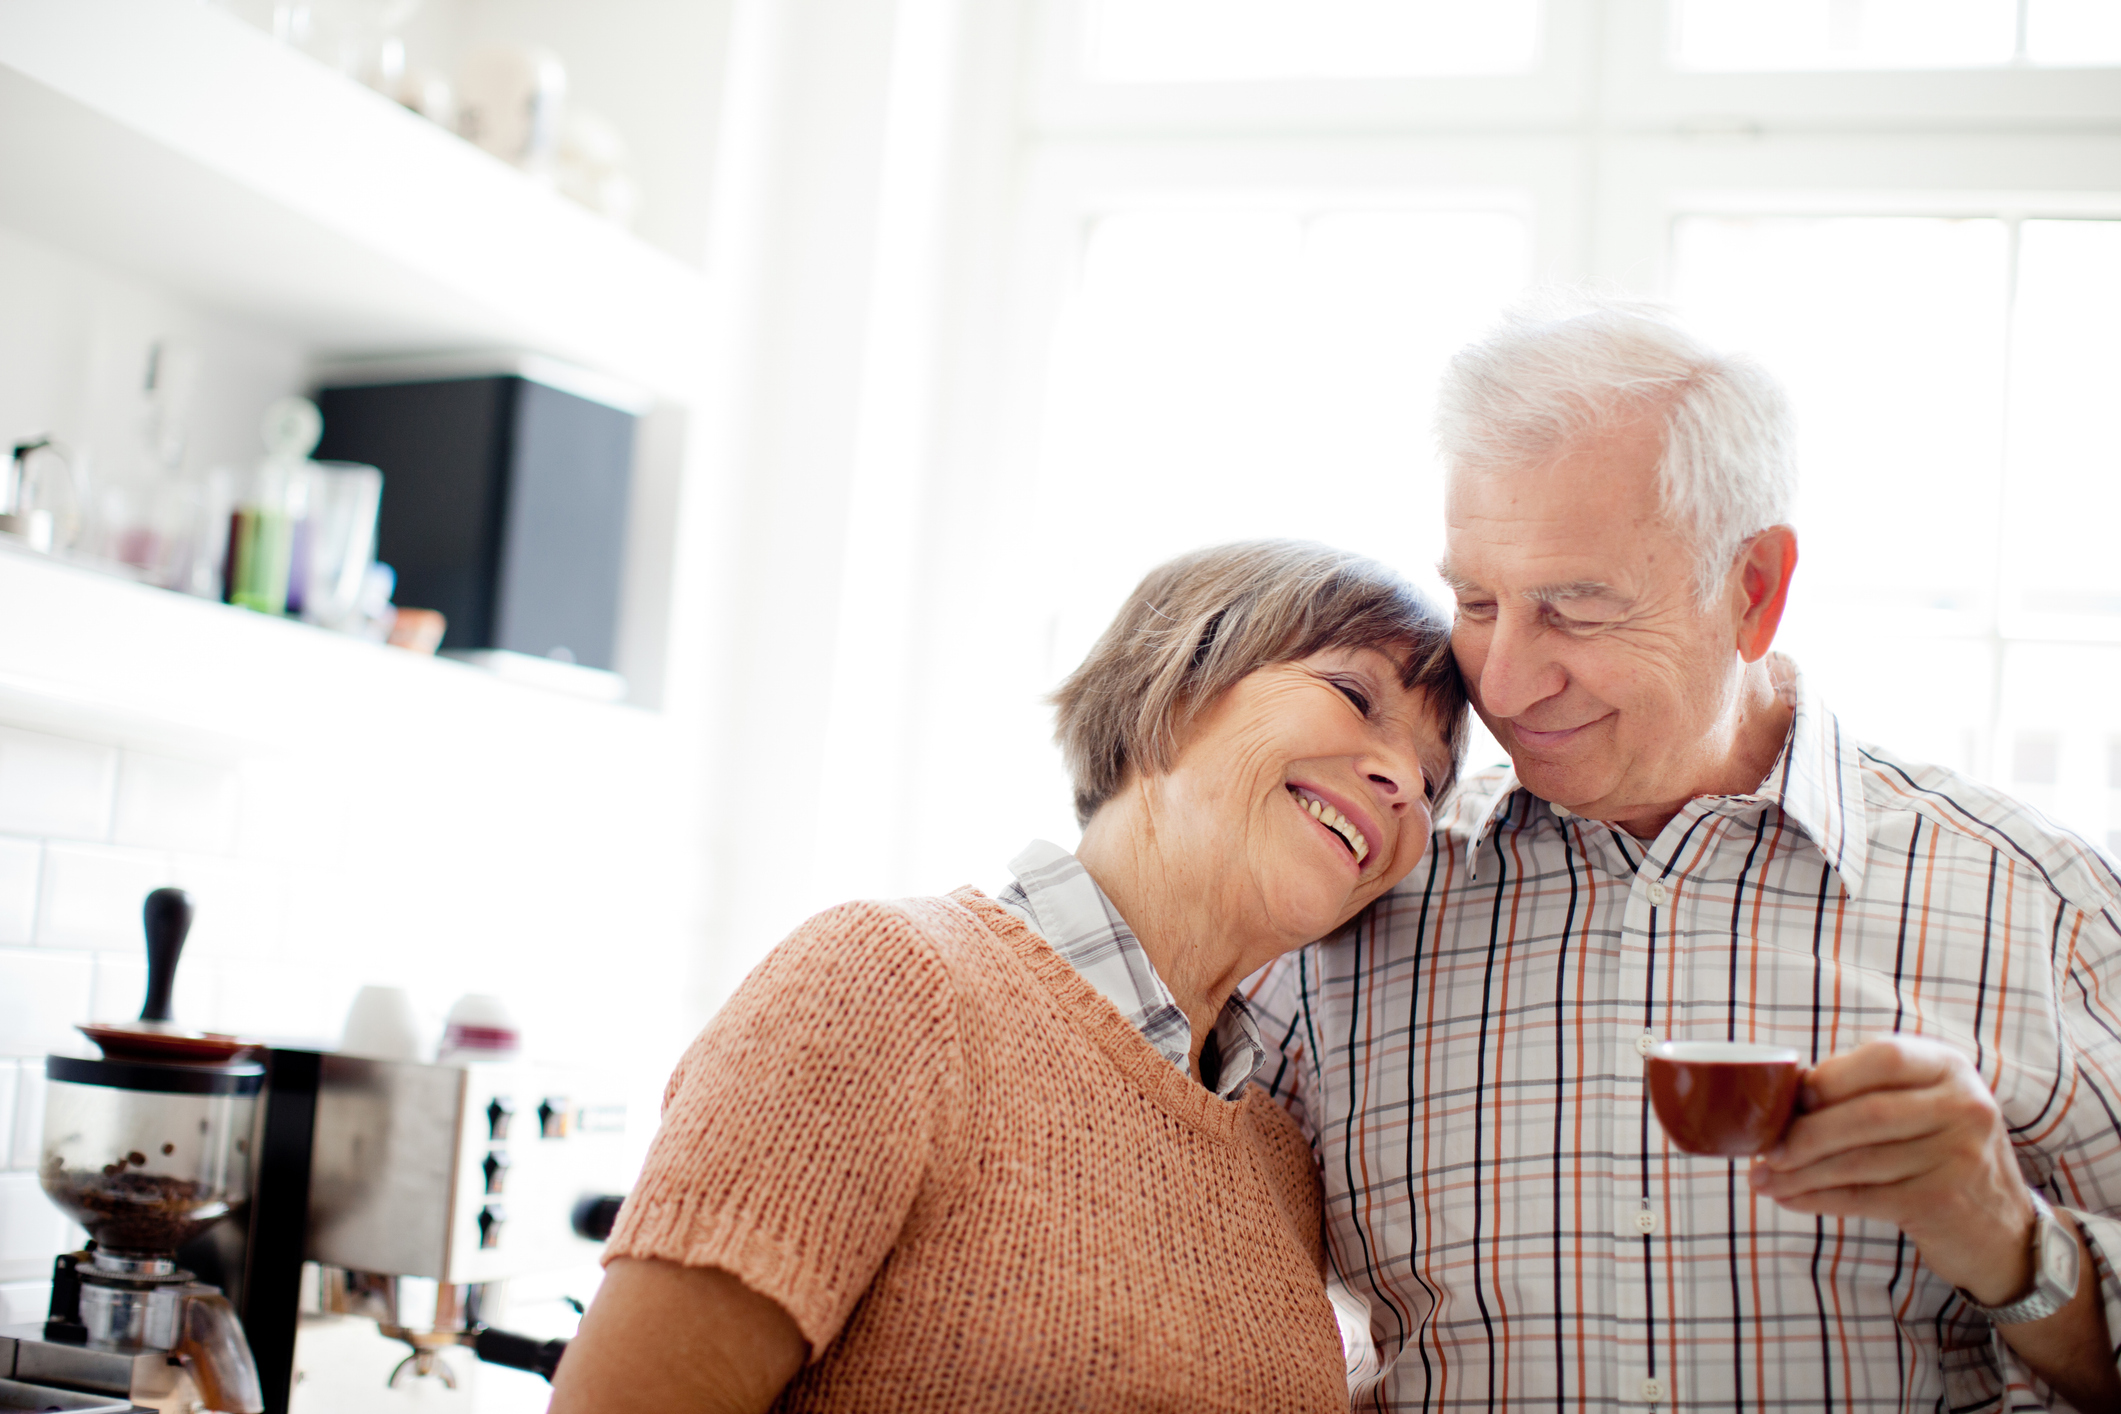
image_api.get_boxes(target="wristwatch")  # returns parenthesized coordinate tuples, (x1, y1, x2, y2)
(1959, 1190, 2081, 1326)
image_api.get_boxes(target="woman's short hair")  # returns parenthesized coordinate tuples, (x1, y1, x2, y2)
(1053, 540, 1467, 827)
(1435, 289, 1796, 604)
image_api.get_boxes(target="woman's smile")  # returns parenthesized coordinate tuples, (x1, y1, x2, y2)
(1286, 781, 1375, 868)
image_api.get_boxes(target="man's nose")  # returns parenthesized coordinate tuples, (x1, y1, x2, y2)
(1478, 610, 1565, 720)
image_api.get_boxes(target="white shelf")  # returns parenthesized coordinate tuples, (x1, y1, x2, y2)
(0, 543, 663, 763)
(0, 0, 709, 402)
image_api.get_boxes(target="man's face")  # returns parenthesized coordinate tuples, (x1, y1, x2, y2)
(1441, 414, 1752, 832)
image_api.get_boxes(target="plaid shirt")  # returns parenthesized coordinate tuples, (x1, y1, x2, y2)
(1250, 661, 2121, 1411)
(997, 839, 1265, 1100)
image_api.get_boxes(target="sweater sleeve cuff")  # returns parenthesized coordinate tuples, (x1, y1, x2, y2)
(1985, 1206, 2121, 1411)
(603, 1186, 845, 1359)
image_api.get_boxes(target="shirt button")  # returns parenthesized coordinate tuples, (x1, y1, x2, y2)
(1640, 1377, 1665, 1402)
(1644, 879, 1669, 907)
(1633, 1209, 1658, 1234)
(1635, 1032, 1658, 1057)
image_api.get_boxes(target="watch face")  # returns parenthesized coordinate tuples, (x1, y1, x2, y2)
(2041, 1218, 2081, 1293)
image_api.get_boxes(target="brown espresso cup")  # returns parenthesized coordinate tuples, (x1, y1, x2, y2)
(1646, 1041, 1805, 1157)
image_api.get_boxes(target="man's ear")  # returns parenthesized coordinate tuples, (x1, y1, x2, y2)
(1734, 526, 1798, 664)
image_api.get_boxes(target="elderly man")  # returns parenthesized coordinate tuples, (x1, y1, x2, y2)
(1252, 296, 2121, 1411)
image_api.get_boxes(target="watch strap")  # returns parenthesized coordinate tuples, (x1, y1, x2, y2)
(1958, 1191, 2078, 1326)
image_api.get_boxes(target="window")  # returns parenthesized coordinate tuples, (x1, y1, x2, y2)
(1084, 0, 1543, 81)
(1671, 0, 2121, 70)
(899, 0, 2121, 883)
(1033, 205, 1530, 677)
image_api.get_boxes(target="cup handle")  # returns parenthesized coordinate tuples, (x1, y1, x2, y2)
(176, 1287, 266, 1414)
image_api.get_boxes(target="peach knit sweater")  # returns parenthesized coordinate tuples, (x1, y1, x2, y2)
(605, 888, 1348, 1412)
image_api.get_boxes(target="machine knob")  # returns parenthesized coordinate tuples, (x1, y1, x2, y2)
(570, 1194, 626, 1241)
(487, 1096, 515, 1141)
(481, 1150, 512, 1195)
(478, 1205, 506, 1250)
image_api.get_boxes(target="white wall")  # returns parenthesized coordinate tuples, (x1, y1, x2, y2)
(0, 224, 307, 509)
(393, 0, 735, 268)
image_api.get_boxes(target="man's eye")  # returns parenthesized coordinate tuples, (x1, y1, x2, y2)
(1455, 600, 1497, 621)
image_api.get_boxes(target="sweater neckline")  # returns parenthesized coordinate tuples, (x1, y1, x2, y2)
(948, 887, 1242, 1142)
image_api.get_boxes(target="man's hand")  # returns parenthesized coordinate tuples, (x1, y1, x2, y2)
(1748, 1035, 2031, 1297)
(1749, 1035, 2120, 1412)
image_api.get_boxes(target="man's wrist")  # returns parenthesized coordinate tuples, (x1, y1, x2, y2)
(1960, 1201, 2039, 1308)
(1958, 1192, 2080, 1325)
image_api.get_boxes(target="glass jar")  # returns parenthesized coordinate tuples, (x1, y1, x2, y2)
(39, 1056, 265, 1257)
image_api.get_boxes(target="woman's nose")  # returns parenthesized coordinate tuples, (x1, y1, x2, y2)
(1366, 771, 1410, 813)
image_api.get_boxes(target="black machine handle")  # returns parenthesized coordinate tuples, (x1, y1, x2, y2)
(141, 887, 194, 1023)
(463, 1195, 624, 1385)
(571, 1194, 626, 1242)
(472, 1327, 568, 1382)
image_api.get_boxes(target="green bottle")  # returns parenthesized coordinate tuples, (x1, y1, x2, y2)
(224, 398, 320, 616)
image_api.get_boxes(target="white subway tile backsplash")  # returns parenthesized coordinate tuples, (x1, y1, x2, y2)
(0, 727, 116, 841)
(90, 952, 146, 1025)
(0, 950, 91, 1059)
(35, 843, 173, 951)
(0, 1278, 52, 1326)
(0, 837, 37, 944)
(173, 855, 285, 961)
(12, 1063, 48, 1169)
(220, 962, 342, 1047)
(0, 1062, 14, 1170)
(0, 1172, 69, 1279)
(113, 753, 240, 855)
(174, 961, 224, 1033)
(92, 952, 221, 1032)
(235, 756, 352, 865)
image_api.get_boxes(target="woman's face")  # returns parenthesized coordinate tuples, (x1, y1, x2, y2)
(1148, 645, 1452, 950)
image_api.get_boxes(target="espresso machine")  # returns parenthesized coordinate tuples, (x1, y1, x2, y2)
(2, 890, 631, 1414)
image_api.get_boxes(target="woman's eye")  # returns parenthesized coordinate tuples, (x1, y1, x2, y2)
(1335, 681, 1372, 716)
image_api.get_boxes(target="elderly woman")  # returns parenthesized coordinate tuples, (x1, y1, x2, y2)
(550, 540, 1466, 1413)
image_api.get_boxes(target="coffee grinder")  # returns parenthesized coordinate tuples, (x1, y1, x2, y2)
(14, 889, 266, 1413)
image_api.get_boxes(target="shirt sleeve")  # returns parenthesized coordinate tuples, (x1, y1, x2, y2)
(1988, 898, 2121, 1408)
(1243, 948, 1321, 1162)
(602, 900, 967, 1357)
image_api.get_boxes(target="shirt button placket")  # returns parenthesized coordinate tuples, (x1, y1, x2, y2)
(1615, 856, 1671, 1413)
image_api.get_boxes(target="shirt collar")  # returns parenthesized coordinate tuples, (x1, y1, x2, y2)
(1460, 655, 1869, 897)
(996, 839, 1266, 1100)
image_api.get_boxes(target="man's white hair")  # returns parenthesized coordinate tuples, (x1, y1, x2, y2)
(1435, 290, 1797, 603)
